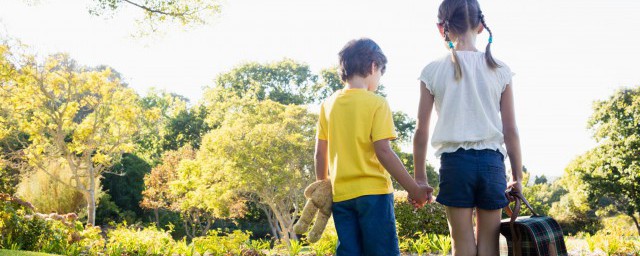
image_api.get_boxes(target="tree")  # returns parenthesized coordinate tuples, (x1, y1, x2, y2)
(198, 93, 315, 243)
(136, 89, 210, 164)
(214, 59, 321, 105)
(88, 0, 222, 35)
(549, 155, 599, 234)
(534, 174, 548, 185)
(0, 52, 143, 225)
(574, 87, 640, 235)
(101, 153, 151, 221)
(140, 146, 193, 227)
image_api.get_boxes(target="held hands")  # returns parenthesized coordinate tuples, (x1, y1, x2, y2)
(408, 183, 434, 209)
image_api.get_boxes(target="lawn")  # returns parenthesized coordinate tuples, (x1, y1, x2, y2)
(0, 249, 59, 256)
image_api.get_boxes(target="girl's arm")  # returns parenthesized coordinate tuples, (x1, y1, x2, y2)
(315, 139, 329, 180)
(413, 82, 435, 186)
(500, 84, 524, 194)
(374, 139, 431, 206)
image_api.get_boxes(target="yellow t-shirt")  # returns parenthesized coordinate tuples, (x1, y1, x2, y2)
(317, 88, 397, 202)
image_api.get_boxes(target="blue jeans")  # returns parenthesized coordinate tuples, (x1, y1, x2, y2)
(436, 148, 510, 210)
(332, 193, 400, 256)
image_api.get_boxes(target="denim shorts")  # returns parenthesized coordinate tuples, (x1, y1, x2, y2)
(435, 148, 510, 210)
(332, 193, 400, 256)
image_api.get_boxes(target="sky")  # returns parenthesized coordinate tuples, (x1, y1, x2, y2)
(1, 0, 640, 178)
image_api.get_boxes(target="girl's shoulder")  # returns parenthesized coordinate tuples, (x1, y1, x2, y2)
(420, 55, 449, 75)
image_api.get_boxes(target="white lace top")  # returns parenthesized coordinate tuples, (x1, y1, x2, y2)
(419, 51, 514, 158)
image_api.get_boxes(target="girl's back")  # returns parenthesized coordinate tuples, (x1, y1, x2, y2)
(420, 51, 513, 157)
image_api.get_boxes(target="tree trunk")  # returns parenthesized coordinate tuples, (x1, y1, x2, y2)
(261, 206, 279, 239)
(630, 212, 640, 236)
(271, 204, 297, 244)
(154, 208, 160, 227)
(87, 172, 97, 226)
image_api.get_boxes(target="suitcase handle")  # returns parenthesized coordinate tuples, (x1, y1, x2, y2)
(504, 188, 538, 220)
(504, 189, 538, 256)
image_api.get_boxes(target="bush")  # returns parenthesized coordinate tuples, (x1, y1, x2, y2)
(393, 191, 448, 239)
(309, 217, 337, 256)
(190, 229, 252, 255)
(0, 199, 85, 255)
(106, 224, 178, 255)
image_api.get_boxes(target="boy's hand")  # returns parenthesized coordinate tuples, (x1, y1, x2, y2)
(408, 184, 433, 209)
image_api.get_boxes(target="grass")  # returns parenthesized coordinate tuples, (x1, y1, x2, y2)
(0, 249, 60, 256)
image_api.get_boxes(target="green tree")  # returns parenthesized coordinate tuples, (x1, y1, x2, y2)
(136, 89, 210, 164)
(575, 87, 640, 235)
(549, 155, 599, 234)
(534, 174, 548, 185)
(0, 52, 143, 225)
(101, 153, 151, 222)
(171, 147, 247, 239)
(214, 59, 321, 105)
(198, 93, 315, 243)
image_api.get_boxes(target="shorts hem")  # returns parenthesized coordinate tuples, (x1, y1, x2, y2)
(476, 201, 510, 210)
(435, 198, 474, 208)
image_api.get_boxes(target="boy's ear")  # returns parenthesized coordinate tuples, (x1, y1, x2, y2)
(437, 23, 445, 37)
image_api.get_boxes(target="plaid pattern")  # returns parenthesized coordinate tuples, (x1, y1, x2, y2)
(500, 216, 568, 256)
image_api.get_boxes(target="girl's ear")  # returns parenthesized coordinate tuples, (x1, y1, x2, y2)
(437, 23, 445, 37)
(477, 23, 484, 34)
(370, 62, 377, 74)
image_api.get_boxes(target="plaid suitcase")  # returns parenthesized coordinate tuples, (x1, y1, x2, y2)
(500, 190, 567, 256)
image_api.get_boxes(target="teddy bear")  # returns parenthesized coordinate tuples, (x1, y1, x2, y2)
(293, 179, 332, 243)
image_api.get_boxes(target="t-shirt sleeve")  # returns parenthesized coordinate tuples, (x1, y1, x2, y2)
(497, 64, 515, 92)
(371, 99, 398, 142)
(316, 103, 328, 140)
(418, 64, 436, 96)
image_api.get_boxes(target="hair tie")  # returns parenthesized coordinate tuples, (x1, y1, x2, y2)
(488, 37, 493, 43)
(448, 41, 454, 49)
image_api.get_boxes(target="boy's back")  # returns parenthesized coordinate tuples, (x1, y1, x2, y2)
(318, 88, 397, 202)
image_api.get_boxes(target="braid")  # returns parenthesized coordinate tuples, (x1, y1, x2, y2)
(480, 12, 500, 69)
(444, 21, 462, 81)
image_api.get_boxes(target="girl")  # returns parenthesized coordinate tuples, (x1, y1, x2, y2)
(412, 0, 523, 255)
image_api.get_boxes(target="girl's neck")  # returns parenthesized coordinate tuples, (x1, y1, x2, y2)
(454, 32, 479, 52)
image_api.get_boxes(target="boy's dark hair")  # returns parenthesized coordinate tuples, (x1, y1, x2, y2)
(438, 0, 500, 80)
(338, 38, 387, 82)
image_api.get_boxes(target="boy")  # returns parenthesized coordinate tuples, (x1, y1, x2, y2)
(315, 38, 433, 255)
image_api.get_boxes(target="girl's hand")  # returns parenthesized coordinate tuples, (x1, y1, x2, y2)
(506, 180, 522, 202)
(408, 184, 434, 209)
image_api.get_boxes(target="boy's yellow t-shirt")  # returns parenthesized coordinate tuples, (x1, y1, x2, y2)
(317, 88, 397, 202)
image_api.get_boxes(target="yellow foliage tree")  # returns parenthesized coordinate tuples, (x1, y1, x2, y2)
(0, 51, 142, 225)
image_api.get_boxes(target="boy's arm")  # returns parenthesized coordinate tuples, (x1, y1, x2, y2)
(374, 139, 430, 205)
(315, 139, 329, 180)
(500, 84, 523, 196)
(413, 82, 435, 186)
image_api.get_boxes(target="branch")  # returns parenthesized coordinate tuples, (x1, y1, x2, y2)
(121, 0, 199, 17)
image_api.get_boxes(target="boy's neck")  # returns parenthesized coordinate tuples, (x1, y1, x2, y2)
(345, 77, 369, 90)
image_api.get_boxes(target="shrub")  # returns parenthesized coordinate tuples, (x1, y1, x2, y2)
(0, 199, 85, 255)
(190, 229, 252, 255)
(309, 217, 337, 256)
(106, 224, 177, 255)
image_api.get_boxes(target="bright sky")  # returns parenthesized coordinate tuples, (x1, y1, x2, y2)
(2, 0, 640, 178)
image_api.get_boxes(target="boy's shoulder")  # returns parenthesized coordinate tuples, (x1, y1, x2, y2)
(322, 89, 386, 104)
